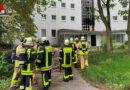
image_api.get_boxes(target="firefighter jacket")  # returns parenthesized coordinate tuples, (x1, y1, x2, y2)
(36, 44, 53, 71)
(19, 44, 37, 75)
(59, 45, 75, 68)
(79, 42, 89, 55)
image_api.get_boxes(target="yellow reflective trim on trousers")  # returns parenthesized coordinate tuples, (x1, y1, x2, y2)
(11, 71, 18, 83)
(32, 51, 36, 54)
(85, 62, 88, 66)
(41, 66, 52, 71)
(20, 85, 24, 89)
(81, 64, 85, 69)
(61, 64, 71, 68)
(59, 57, 62, 60)
(43, 73, 49, 87)
(39, 50, 44, 53)
(26, 78, 32, 90)
(48, 79, 51, 82)
(36, 59, 41, 63)
(63, 70, 69, 79)
(69, 74, 74, 77)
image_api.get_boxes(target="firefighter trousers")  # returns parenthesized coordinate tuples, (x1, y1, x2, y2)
(41, 70, 51, 88)
(80, 55, 88, 69)
(63, 67, 74, 81)
(10, 61, 21, 88)
(20, 75, 32, 90)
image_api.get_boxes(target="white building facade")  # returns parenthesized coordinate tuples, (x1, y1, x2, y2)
(94, 0, 128, 46)
(34, 0, 82, 45)
(34, 0, 128, 46)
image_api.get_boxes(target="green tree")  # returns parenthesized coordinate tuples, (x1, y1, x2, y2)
(118, 0, 130, 52)
(96, 0, 116, 52)
(0, 0, 59, 43)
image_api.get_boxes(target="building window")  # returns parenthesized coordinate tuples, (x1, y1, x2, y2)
(113, 16, 117, 20)
(71, 4, 75, 8)
(123, 16, 128, 21)
(71, 16, 75, 21)
(61, 3, 66, 8)
(51, 2, 56, 7)
(61, 16, 66, 21)
(41, 29, 46, 37)
(52, 15, 56, 20)
(52, 29, 56, 37)
(112, 34, 124, 43)
(41, 14, 46, 20)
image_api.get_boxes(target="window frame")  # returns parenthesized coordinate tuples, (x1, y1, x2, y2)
(52, 15, 56, 20)
(61, 16, 66, 21)
(61, 3, 66, 8)
(51, 29, 56, 38)
(123, 16, 128, 21)
(41, 29, 46, 37)
(71, 3, 75, 9)
(41, 14, 46, 21)
(113, 16, 118, 21)
(71, 16, 75, 21)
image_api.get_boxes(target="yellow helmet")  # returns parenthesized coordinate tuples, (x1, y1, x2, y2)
(64, 39, 69, 45)
(81, 36, 86, 41)
(75, 37, 78, 41)
(26, 37, 33, 43)
(70, 37, 74, 43)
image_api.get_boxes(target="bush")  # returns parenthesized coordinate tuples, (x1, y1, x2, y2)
(0, 43, 13, 50)
(0, 53, 13, 78)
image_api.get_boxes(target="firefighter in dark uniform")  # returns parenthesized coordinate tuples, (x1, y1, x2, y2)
(69, 37, 78, 68)
(10, 38, 25, 90)
(36, 37, 53, 90)
(59, 39, 74, 82)
(19, 37, 37, 90)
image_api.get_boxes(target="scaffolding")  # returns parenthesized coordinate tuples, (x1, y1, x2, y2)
(81, 0, 94, 31)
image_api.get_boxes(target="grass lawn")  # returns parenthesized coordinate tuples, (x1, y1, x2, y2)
(81, 49, 130, 90)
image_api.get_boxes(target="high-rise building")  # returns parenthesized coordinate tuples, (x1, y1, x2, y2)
(34, 0, 82, 45)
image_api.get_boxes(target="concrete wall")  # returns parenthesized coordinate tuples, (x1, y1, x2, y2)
(34, 0, 82, 45)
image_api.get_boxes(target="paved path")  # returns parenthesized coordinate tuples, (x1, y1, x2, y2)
(32, 69, 100, 90)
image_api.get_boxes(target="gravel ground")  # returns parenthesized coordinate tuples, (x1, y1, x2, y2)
(32, 69, 100, 90)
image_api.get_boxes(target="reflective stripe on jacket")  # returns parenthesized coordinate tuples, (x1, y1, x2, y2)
(36, 45, 53, 71)
(59, 46, 74, 68)
(79, 42, 88, 55)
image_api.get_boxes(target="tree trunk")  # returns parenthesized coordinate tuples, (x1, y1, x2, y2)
(128, 1, 130, 52)
(106, 26, 113, 52)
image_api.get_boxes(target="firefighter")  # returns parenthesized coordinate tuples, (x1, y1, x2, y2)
(78, 36, 90, 70)
(10, 38, 25, 90)
(59, 39, 74, 82)
(36, 37, 53, 90)
(74, 37, 80, 67)
(70, 37, 78, 68)
(19, 37, 37, 90)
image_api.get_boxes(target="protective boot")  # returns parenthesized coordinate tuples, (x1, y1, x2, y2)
(43, 86, 49, 90)
(70, 77, 73, 80)
(11, 86, 17, 90)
